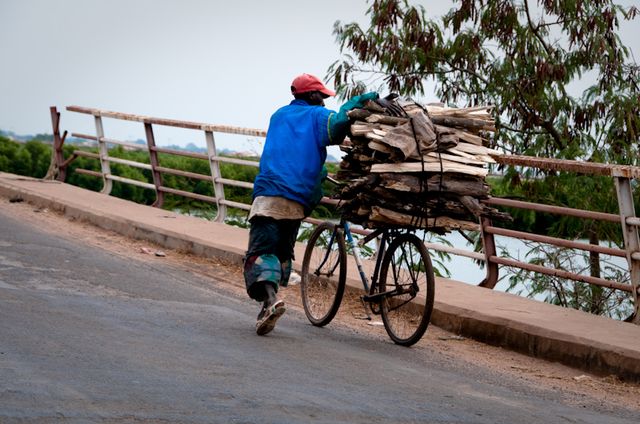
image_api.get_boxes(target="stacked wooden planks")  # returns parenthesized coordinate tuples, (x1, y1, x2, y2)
(335, 99, 511, 233)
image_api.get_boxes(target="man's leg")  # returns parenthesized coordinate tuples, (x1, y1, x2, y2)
(243, 217, 287, 335)
(252, 218, 301, 335)
(277, 219, 301, 288)
(255, 281, 286, 336)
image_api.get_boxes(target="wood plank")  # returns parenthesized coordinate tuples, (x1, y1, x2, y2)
(430, 115, 495, 132)
(424, 151, 486, 166)
(365, 114, 410, 125)
(365, 131, 386, 141)
(453, 143, 502, 156)
(435, 126, 484, 145)
(370, 161, 488, 177)
(368, 206, 480, 231)
(351, 123, 376, 136)
(378, 173, 489, 196)
(368, 141, 395, 154)
(445, 148, 495, 164)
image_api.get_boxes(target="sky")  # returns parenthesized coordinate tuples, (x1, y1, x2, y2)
(0, 0, 453, 155)
(1, 0, 638, 155)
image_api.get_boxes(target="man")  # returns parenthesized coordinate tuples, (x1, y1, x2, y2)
(244, 73, 383, 335)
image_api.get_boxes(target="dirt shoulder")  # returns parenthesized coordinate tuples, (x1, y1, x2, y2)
(2, 196, 640, 414)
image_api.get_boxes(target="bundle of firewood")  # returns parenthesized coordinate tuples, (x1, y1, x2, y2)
(335, 99, 511, 233)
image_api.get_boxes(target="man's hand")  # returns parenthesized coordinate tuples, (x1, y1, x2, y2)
(374, 93, 405, 116)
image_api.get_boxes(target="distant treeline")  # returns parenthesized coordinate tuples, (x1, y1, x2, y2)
(0, 137, 52, 178)
(0, 136, 338, 219)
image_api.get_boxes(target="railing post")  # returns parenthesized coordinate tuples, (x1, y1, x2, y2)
(614, 176, 640, 323)
(94, 115, 113, 194)
(478, 216, 499, 288)
(45, 106, 68, 181)
(205, 130, 227, 222)
(144, 123, 164, 208)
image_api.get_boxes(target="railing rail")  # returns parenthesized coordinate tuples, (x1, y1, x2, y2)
(49, 105, 640, 322)
(489, 156, 639, 306)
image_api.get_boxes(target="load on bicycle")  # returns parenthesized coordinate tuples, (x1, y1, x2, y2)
(336, 98, 509, 233)
(301, 95, 509, 346)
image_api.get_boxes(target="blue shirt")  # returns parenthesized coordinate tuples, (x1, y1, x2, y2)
(253, 99, 338, 209)
(253, 93, 378, 210)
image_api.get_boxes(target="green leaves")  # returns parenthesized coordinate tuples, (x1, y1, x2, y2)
(330, 1, 639, 317)
(0, 137, 263, 222)
(331, 0, 639, 163)
(0, 137, 50, 178)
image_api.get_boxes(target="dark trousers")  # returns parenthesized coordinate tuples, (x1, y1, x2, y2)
(243, 216, 301, 301)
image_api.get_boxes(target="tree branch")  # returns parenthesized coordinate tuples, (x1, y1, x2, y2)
(443, 60, 490, 85)
(499, 122, 547, 135)
(524, 0, 553, 57)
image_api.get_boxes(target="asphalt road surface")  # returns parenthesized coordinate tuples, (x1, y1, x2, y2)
(1, 207, 639, 424)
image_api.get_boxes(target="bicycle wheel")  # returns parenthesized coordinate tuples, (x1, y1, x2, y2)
(300, 221, 347, 326)
(379, 233, 435, 346)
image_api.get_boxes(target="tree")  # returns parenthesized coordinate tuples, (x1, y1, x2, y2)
(0, 137, 51, 178)
(329, 0, 639, 316)
(331, 0, 638, 162)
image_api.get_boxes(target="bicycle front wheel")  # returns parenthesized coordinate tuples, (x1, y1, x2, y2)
(300, 221, 347, 326)
(379, 233, 435, 346)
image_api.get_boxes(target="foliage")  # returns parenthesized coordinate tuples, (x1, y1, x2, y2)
(418, 232, 453, 278)
(330, 0, 639, 163)
(0, 138, 257, 221)
(1, 137, 343, 227)
(488, 171, 627, 240)
(330, 0, 639, 236)
(329, 0, 639, 317)
(499, 240, 633, 319)
(0, 136, 51, 178)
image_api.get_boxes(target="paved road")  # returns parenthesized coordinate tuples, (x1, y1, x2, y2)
(0, 209, 638, 424)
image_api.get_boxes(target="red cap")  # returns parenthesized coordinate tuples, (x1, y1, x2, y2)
(291, 73, 336, 97)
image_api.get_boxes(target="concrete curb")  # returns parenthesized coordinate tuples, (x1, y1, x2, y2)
(431, 301, 640, 381)
(2, 174, 640, 382)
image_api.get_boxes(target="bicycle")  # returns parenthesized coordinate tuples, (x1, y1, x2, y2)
(300, 178, 435, 346)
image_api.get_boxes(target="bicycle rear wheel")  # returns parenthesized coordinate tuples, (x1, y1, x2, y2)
(379, 233, 435, 346)
(300, 221, 347, 326)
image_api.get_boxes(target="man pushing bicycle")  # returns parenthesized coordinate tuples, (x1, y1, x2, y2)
(243, 73, 394, 335)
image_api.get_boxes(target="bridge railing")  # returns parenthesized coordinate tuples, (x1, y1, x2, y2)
(482, 155, 640, 322)
(49, 105, 640, 322)
(50, 105, 265, 222)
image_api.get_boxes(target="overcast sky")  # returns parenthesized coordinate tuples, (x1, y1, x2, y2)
(1, 0, 638, 154)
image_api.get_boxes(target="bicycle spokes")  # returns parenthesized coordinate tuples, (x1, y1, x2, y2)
(379, 233, 435, 346)
(300, 222, 347, 327)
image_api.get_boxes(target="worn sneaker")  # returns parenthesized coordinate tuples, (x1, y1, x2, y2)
(256, 300, 286, 336)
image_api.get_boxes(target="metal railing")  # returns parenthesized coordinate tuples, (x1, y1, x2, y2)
(49, 105, 640, 322)
(483, 156, 640, 316)
(51, 105, 265, 221)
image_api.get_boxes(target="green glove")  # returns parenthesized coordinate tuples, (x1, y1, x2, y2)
(328, 92, 380, 144)
(337, 92, 379, 116)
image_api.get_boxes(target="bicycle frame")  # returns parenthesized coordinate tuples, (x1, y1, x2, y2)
(342, 220, 383, 295)
(343, 222, 425, 305)
(318, 176, 430, 319)
(342, 221, 417, 314)
(301, 214, 436, 345)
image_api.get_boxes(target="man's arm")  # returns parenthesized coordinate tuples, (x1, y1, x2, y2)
(327, 92, 379, 145)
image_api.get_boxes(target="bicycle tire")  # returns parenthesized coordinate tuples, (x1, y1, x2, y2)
(379, 233, 435, 346)
(300, 221, 347, 326)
